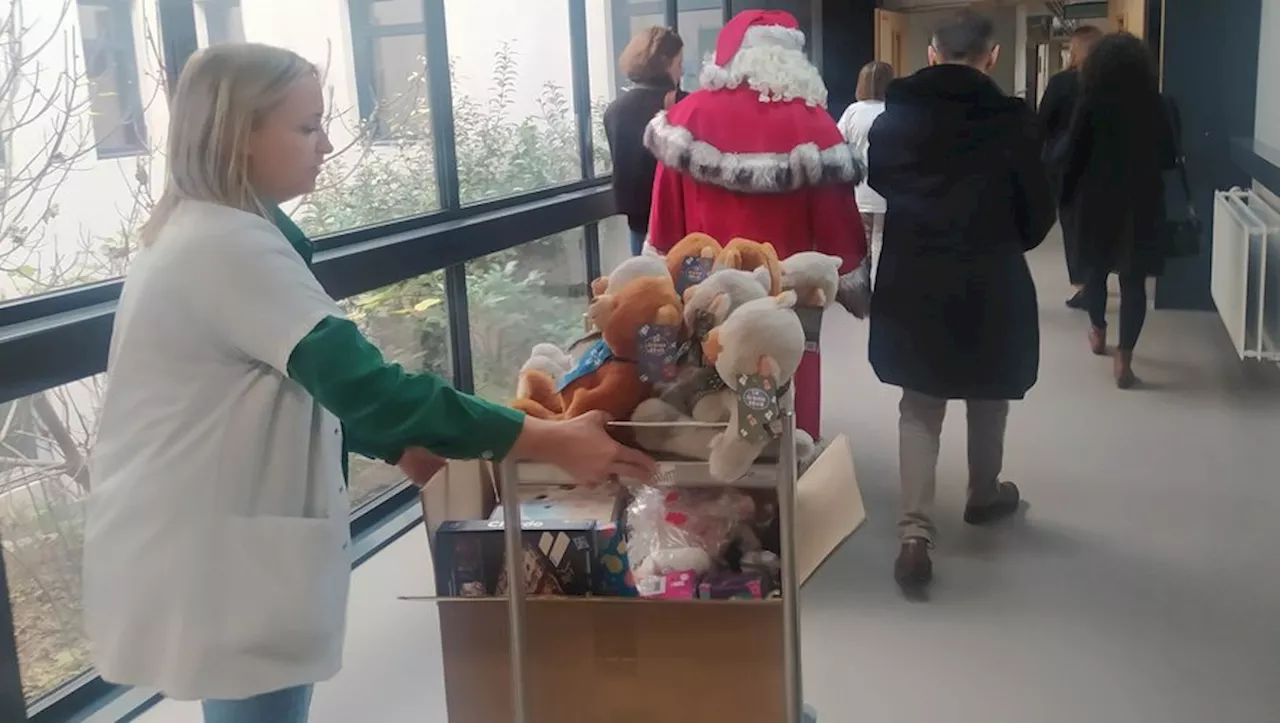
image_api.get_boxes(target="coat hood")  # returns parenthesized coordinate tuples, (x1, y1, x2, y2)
(877, 64, 1030, 170)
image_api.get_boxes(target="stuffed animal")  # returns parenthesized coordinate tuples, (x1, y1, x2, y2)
(663, 232, 722, 296)
(590, 254, 668, 298)
(713, 238, 783, 295)
(705, 292, 808, 481)
(626, 486, 757, 584)
(512, 275, 684, 421)
(629, 386, 817, 472)
(682, 266, 772, 330)
(514, 343, 575, 400)
(631, 292, 817, 479)
(781, 252, 843, 308)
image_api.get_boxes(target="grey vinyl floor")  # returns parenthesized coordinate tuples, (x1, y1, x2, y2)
(136, 230, 1280, 723)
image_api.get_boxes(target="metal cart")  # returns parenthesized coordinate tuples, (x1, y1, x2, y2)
(494, 389, 808, 723)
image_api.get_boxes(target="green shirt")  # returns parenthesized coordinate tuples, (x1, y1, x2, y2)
(269, 207, 526, 478)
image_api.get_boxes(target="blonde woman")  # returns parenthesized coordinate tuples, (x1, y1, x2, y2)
(82, 43, 655, 723)
(837, 60, 894, 279)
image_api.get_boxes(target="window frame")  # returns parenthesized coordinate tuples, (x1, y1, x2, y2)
(347, 0, 430, 141)
(76, 0, 150, 159)
(0, 0, 625, 714)
(196, 0, 244, 45)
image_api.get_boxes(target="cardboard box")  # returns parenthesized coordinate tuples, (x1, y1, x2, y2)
(410, 434, 865, 723)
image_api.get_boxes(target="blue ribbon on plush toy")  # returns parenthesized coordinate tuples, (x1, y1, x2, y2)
(557, 339, 614, 392)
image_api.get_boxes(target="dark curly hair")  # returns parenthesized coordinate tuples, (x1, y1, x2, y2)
(1079, 32, 1160, 103)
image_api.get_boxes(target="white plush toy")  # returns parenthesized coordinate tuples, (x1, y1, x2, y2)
(632, 292, 816, 481)
(780, 252, 843, 308)
(681, 266, 772, 328)
(707, 292, 808, 482)
(590, 254, 667, 297)
(515, 343, 574, 398)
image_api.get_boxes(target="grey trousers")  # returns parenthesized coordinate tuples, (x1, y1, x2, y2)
(898, 389, 1009, 543)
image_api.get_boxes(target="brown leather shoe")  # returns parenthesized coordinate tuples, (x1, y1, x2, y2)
(1115, 350, 1138, 389)
(964, 481, 1022, 525)
(1088, 326, 1108, 356)
(895, 538, 933, 594)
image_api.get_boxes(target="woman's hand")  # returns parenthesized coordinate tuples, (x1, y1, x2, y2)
(510, 411, 659, 485)
(398, 446, 448, 486)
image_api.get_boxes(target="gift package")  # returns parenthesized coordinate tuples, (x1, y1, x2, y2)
(435, 482, 784, 602)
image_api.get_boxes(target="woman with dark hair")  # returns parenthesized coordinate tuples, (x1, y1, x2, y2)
(1040, 24, 1102, 308)
(603, 27, 686, 256)
(838, 61, 895, 278)
(1059, 32, 1177, 388)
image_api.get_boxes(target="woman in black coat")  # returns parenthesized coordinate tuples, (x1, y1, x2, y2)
(602, 27, 686, 256)
(1059, 32, 1176, 388)
(1038, 24, 1102, 307)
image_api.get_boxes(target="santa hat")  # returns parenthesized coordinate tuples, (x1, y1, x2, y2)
(713, 10, 806, 67)
(640, 10, 860, 196)
(700, 10, 827, 108)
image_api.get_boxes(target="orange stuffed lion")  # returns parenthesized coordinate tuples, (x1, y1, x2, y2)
(513, 275, 684, 421)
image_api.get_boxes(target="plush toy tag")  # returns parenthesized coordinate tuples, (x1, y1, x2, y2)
(677, 310, 717, 367)
(736, 373, 783, 444)
(676, 256, 714, 295)
(795, 305, 823, 353)
(636, 323, 681, 385)
(557, 339, 613, 392)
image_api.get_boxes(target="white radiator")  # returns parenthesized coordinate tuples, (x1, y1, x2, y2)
(1211, 188, 1280, 362)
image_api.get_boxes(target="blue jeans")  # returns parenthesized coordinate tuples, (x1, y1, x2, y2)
(203, 684, 314, 723)
(629, 228, 646, 256)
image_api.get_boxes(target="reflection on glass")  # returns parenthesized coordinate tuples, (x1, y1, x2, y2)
(598, 214, 634, 276)
(444, 0, 581, 203)
(677, 0, 724, 91)
(586, 0, 637, 177)
(467, 232, 589, 402)
(341, 270, 451, 507)
(370, 0, 422, 25)
(2, 376, 101, 702)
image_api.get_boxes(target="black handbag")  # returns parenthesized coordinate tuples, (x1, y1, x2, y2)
(1162, 97, 1202, 258)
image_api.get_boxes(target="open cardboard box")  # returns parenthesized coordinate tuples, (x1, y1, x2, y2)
(408, 434, 865, 723)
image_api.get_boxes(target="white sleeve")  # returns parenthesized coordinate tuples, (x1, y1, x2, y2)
(836, 104, 857, 142)
(185, 220, 345, 374)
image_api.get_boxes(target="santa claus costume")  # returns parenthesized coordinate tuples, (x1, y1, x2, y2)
(643, 9, 867, 440)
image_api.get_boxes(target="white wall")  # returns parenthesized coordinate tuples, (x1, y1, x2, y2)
(1256, 0, 1280, 150)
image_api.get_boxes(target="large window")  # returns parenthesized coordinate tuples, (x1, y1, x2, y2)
(2, 377, 100, 702)
(349, 0, 430, 140)
(444, 0, 580, 203)
(467, 231, 590, 402)
(676, 0, 723, 91)
(77, 0, 148, 157)
(586, 1, 725, 178)
(343, 269, 451, 508)
(1, 0, 620, 715)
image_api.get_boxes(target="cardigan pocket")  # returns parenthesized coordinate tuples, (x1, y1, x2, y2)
(216, 515, 350, 672)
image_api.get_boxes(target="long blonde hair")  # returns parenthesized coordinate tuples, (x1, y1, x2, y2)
(141, 43, 318, 245)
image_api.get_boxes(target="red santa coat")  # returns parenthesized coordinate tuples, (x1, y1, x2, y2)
(646, 88, 867, 275)
(643, 11, 867, 439)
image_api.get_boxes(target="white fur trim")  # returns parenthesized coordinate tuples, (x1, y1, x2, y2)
(739, 25, 807, 54)
(644, 111, 865, 194)
(700, 33, 827, 108)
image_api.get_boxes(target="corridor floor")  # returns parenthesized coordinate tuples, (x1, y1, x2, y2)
(137, 231, 1280, 723)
